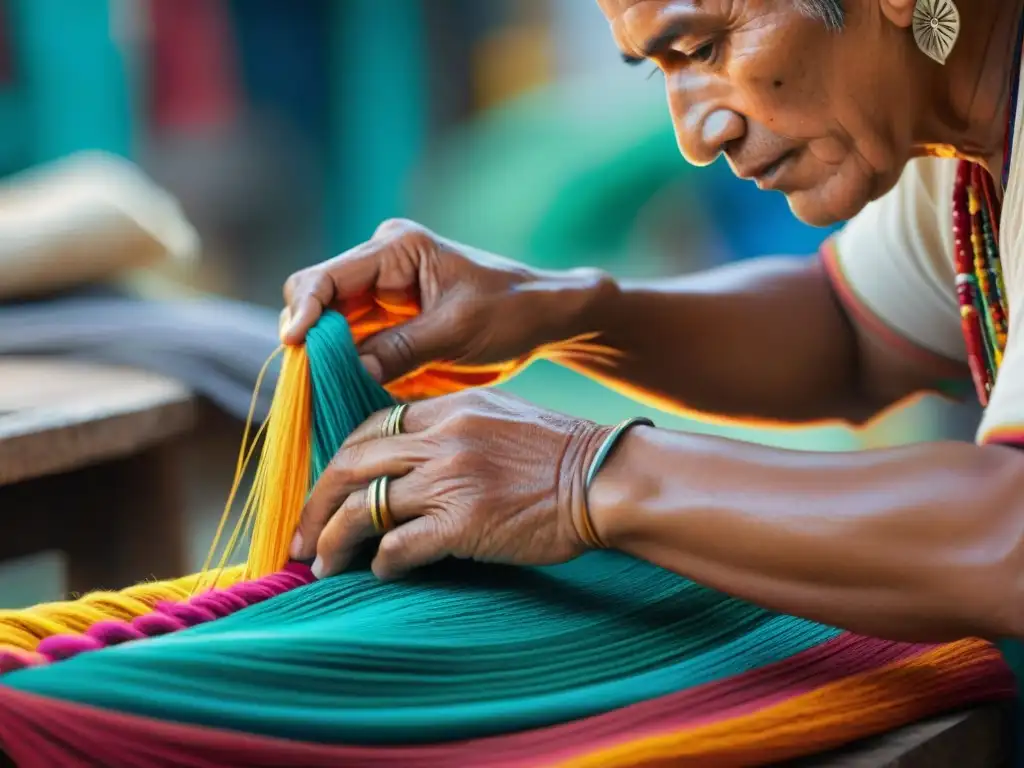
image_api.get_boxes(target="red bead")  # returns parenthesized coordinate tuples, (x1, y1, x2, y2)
(952, 159, 1008, 404)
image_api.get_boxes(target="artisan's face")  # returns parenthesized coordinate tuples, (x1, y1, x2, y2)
(596, 0, 919, 226)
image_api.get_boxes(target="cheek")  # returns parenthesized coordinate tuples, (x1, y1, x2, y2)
(736, 65, 834, 139)
(737, 40, 909, 177)
(728, 21, 841, 142)
(733, 56, 858, 169)
(805, 137, 858, 169)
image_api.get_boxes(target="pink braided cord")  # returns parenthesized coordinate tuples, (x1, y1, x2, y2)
(0, 563, 314, 674)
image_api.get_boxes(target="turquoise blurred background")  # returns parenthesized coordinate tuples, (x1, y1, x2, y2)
(0, 0, 980, 450)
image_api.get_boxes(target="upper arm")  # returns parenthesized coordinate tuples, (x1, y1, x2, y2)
(821, 159, 973, 411)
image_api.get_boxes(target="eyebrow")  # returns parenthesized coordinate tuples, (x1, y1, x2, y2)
(620, 19, 692, 65)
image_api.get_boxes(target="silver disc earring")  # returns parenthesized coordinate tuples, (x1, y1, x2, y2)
(913, 0, 961, 66)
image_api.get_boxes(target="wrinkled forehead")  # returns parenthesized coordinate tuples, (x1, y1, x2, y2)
(595, 0, 698, 45)
(596, 0, 696, 20)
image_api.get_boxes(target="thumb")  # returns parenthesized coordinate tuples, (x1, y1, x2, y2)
(359, 306, 466, 384)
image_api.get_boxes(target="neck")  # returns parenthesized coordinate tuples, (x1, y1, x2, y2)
(913, 0, 1024, 174)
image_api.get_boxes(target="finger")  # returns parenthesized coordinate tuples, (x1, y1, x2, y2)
(311, 486, 376, 578)
(292, 434, 427, 560)
(372, 515, 451, 581)
(281, 241, 387, 345)
(343, 399, 447, 448)
(312, 471, 428, 578)
(359, 301, 470, 385)
(281, 270, 335, 345)
(360, 354, 385, 383)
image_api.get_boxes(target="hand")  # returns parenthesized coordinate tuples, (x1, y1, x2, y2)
(282, 219, 613, 399)
(289, 389, 615, 581)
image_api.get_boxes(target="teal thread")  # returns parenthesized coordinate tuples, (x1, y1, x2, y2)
(2, 312, 843, 744)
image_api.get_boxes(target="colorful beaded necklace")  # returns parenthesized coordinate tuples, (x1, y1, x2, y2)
(952, 18, 1024, 406)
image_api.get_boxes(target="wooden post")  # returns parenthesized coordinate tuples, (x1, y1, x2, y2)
(0, 359, 195, 596)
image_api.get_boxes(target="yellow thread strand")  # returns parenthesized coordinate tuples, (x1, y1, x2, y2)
(0, 567, 246, 651)
(0, 627, 39, 650)
(0, 340, 306, 648)
(192, 415, 272, 593)
(204, 413, 276, 590)
(203, 443, 270, 591)
(198, 347, 282, 587)
(74, 594, 163, 621)
(245, 344, 312, 579)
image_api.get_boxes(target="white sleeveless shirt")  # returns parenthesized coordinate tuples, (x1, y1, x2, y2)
(823, 93, 1024, 444)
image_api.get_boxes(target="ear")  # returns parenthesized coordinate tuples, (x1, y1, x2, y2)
(879, 0, 915, 28)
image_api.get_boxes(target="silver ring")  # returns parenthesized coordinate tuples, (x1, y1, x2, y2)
(367, 476, 393, 535)
(380, 403, 409, 439)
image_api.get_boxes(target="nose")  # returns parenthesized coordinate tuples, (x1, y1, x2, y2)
(666, 84, 745, 167)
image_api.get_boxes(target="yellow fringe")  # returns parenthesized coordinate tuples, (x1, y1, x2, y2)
(241, 344, 312, 580)
(0, 340, 313, 651)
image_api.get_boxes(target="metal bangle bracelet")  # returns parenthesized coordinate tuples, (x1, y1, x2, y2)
(581, 417, 655, 548)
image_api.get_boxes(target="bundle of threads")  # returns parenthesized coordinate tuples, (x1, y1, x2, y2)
(0, 312, 373, 667)
(0, 310, 1015, 768)
(0, 307, 623, 667)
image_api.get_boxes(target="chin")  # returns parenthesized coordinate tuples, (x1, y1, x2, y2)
(783, 175, 879, 228)
(784, 193, 849, 227)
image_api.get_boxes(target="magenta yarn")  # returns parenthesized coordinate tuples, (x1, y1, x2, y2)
(0, 564, 315, 675)
(86, 621, 147, 645)
(231, 581, 277, 602)
(38, 634, 103, 662)
(155, 601, 219, 627)
(191, 591, 248, 615)
(132, 612, 185, 636)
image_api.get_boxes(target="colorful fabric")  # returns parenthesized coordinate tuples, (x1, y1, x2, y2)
(0, 556, 1013, 767)
(0, 634, 1011, 767)
(0, 310, 1015, 767)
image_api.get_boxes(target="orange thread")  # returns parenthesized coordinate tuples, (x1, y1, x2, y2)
(559, 639, 1007, 767)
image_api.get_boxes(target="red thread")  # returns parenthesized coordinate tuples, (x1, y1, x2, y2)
(0, 634, 1013, 768)
(0, 649, 44, 675)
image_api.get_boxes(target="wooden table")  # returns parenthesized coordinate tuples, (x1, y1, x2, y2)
(0, 358, 196, 596)
(786, 706, 1011, 766)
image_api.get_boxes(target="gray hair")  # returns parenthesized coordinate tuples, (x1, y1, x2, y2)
(797, 0, 844, 30)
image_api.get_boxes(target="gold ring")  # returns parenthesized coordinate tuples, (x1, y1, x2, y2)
(368, 476, 393, 535)
(380, 403, 409, 439)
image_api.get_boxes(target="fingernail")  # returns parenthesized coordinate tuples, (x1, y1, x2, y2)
(360, 355, 383, 382)
(311, 556, 325, 579)
(289, 532, 303, 559)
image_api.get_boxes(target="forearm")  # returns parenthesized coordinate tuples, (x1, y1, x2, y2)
(590, 427, 1024, 642)
(552, 255, 871, 425)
